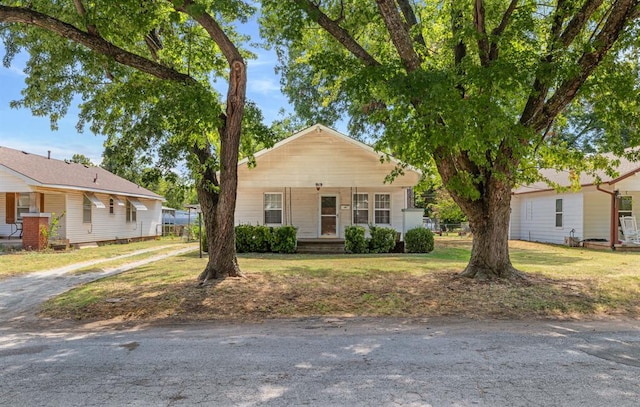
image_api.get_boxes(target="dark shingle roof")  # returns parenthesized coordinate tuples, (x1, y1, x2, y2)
(0, 146, 162, 200)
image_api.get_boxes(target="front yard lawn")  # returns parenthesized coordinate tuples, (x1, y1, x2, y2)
(39, 239, 640, 322)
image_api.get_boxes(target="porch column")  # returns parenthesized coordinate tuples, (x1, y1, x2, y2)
(22, 213, 51, 251)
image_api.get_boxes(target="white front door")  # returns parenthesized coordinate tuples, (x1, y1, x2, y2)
(320, 195, 338, 237)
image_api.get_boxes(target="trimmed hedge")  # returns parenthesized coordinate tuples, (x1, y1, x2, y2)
(345, 225, 368, 254)
(345, 225, 398, 254)
(404, 227, 435, 253)
(368, 225, 398, 253)
(270, 225, 297, 253)
(236, 224, 271, 253)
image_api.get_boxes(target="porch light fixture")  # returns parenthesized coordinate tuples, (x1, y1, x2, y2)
(315, 182, 323, 191)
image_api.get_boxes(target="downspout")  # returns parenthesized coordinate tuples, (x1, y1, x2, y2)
(596, 185, 619, 250)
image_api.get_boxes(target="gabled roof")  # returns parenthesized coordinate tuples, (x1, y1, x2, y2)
(513, 153, 640, 195)
(0, 146, 163, 200)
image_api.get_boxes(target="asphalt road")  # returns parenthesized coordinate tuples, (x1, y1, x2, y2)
(1, 318, 639, 406)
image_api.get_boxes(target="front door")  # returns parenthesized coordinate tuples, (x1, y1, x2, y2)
(320, 195, 338, 237)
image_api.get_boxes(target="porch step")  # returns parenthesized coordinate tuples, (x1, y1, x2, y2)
(296, 239, 345, 254)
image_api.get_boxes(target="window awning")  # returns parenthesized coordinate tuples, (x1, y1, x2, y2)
(111, 196, 125, 206)
(128, 198, 148, 211)
(85, 193, 106, 209)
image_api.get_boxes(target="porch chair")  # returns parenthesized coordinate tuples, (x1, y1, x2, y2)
(620, 216, 640, 244)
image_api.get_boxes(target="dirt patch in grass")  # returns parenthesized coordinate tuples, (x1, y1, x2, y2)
(40, 246, 640, 323)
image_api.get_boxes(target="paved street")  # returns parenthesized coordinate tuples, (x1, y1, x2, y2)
(1, 318, 639, 406)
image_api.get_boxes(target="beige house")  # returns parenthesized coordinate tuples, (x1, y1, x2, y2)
(0, 146, 163, 248)
(236, 124, 423, 240)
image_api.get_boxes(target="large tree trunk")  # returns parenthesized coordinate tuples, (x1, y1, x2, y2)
(436, 149, 525, 280)
(458, 181, 521, 280)
(197, 59, 246, 282)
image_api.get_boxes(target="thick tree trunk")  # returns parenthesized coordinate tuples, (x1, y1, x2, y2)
(436, 149, 525, 281)
(197, 59, 246, 283)
(459, 185, 520, 280)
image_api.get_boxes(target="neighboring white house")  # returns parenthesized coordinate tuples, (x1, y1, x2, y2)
(236, 124, 423, 240)
(0, 146, 163, 246)
(510, 156, 640, 248)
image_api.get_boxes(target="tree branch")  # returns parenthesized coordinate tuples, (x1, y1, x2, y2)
(488, 0, 517, 60)
(528, 0, 639, 133)
(375, 0, 421, 72)
(474, 0, 490, 66)
(0, 5, 194, 83)
(174, 0, 243, 66)
(559, 0, 605, 47)
(397, 0, 426, 48)
(295, 0, 380, 67)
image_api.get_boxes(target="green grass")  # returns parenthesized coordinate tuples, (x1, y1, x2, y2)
(39, 239, 640, 322)
(0, 237, 191, 280)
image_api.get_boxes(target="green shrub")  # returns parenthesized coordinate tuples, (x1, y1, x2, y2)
(368, 225, 397, 253)
(235, 224, 272, 253)
(404, 227, 435, 253)
(345, 225, 368, 254)
(270, 226, 298, 253)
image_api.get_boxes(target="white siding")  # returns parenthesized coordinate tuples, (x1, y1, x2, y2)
(65, 191, 162, 244)
(235, 186, 408, 239)
(0, 171, 34, 236)
(237, 129, 420, 188)
(511, 191, 584, 244)
(0, 169, 33, 192)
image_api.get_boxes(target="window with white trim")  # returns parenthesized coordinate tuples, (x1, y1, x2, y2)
(83, 194, 92, 223)
(352, 193, 369, 224)
(264, 193, 283, 224)
(555, 199, 563, 228)
(374, 193, 391, 225)
(109, 198, 115, 215)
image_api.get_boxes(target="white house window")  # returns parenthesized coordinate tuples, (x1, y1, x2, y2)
(352, 193, 369, 224)
(83, 194, 92, 223)
(619, 196, 632, 219)
(109, 198, 115, 215)
(126, 200, 137, 223)
(374, 193, 391, 224)
(555, 198, 563, 228)
(16, 193, 30, 221)
(264, 193, 283, 224)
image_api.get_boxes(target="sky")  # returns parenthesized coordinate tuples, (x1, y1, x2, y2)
(0, 15, 297, 166)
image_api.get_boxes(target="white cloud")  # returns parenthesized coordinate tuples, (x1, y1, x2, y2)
(249, 78, 280, 95)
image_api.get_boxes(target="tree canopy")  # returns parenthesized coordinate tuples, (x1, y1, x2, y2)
(260, 0, 640, 279)
(1, 0, 271, 280)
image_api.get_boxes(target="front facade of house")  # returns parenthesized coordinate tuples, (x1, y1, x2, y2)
(510, 160, 640, 246)
(236, 125, 423, 240)
(0, 146, 163, 246)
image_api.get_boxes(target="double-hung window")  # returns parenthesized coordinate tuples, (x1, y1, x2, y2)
(555, 199, 563, 228)
(264, 193, 283, 225)
(352, 193, 369, 224)
(374, 193, 391, 225)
